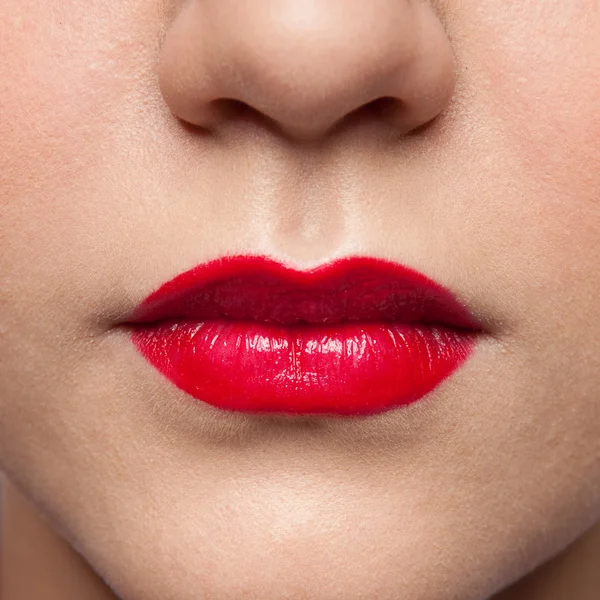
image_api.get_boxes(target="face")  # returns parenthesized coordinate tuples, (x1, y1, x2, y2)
(1, 1, 600, 599)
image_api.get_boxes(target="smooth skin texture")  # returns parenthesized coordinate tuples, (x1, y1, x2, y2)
(1, 1, 600, 598)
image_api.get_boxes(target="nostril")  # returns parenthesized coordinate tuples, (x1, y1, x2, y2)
(366, 96, 407, 127)
(368, 96, 401, 117)
(212, 98, 251, 118)
(367, 96, 442, 137)
(207, 98, 275, 131)
(187, 96, 426, 140)
(330, 96, 404, 132)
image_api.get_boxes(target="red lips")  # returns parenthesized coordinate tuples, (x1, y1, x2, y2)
(126, 255, 480, 416)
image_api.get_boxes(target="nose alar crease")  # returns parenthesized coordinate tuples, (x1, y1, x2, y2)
(157, 0, 457, 141)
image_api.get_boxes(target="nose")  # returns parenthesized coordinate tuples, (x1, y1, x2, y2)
(158, 1, 456, 142)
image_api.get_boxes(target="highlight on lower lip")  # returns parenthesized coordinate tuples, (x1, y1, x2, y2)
(130, 320, 475, 416)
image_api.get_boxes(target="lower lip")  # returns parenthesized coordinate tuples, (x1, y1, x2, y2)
(130, 319, 475, 416)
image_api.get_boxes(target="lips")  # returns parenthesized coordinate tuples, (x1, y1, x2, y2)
(125, 255, 480, 416)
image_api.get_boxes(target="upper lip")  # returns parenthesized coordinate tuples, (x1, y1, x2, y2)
(125, 254, 481, 330)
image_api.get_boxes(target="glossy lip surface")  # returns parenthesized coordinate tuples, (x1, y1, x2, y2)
(125, 255, 480, 416)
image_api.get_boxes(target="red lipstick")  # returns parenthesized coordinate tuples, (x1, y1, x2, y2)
(126, 255, 479, 416)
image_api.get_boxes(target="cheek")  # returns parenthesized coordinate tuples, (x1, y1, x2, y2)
(475, 2, 600, 195)
(0, 1, 164, 320)
(0, 7, 106, 335)
(498, 32, 600, 303)
(453, 2, 600, 178)
(1, 4, 102, 180)
(454, 1, 600, 288)
(0, 0, 160, 198)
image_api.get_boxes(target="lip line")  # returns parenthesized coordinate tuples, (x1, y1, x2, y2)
(125, 254, 482, 331)
(125, 254, 480, 416)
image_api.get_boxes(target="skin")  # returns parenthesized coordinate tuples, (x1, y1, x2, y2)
(4, 478, 600, 600)
(1, 0, 599, 598)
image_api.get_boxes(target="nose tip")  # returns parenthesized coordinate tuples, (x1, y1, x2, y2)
(158, 1, 456, 141)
